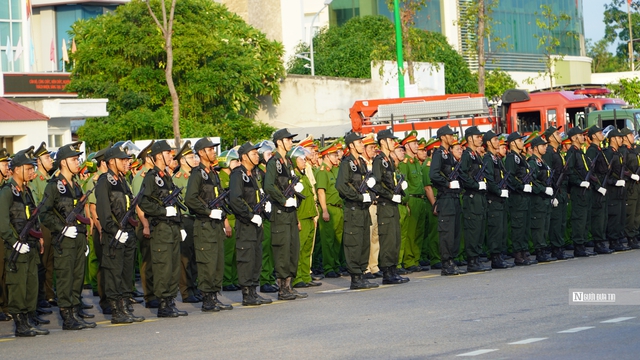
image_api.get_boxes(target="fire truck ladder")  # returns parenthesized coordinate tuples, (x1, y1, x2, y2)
(372, 97, 490, 126)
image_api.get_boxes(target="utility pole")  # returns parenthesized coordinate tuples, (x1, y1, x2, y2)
(393, 0, 405, 97)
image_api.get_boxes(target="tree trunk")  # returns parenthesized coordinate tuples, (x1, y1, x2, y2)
(477, 0, 485, 94)
(165, 33, 181, 147)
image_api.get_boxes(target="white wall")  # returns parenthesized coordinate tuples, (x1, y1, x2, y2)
(0, 120, 49, 151)
(591, 71, 640, 85)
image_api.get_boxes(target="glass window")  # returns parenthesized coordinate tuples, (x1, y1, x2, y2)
(10, 0, 21, 20)
(0, 1, 9, 20)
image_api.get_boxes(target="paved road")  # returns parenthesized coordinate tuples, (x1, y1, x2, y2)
(2, 250, 639, 359)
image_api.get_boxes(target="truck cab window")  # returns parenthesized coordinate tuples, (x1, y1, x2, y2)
(517, 111, 541, 133)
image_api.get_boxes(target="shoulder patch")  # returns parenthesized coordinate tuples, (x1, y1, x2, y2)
(382, 158, 388, 168)
(107, 173, 118, 186)
(514, 155, 520, 164)
(349, 160, 357, 172)
(39, 175, 45, 181)
(201, 169, 209, 180)
(57, 180, 67, 194)
(11, 184, 19, 197)
(155, 175, 164, 187)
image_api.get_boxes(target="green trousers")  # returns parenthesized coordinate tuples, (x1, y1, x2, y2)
(397, 205, 408, 268)
(136, 225, 155, 302)
(530, 196, 551, 250)
(179, 216, 197, 299)
(260, 220, 275, 286)
(571, 187, 592, 245)
(194, 218, 225, 293)
(93, 228, 108, 310)
(235, 220, 262, 287)
(38, 226, 55, 301)
(53, 232, 86, 308)
(102, 229, 137, 301)
(377, 201, 400, 268)
(402, 196, 426, 268)
(486, 198, 507, 255)
(424, 202, 440, 264)
(294, 218, 315, 285)
(319, 205, 343, 274)
(223, 217, 238, 287)
(436, 194, 461, 261)
(625, 183, 640, 239)
(271, 210, 300, 279)
(462, 192, 487, 258)
(85, 233, 99, 290)
(0, 244, 7, 313)
(342, 204, 371, 275)
(550, 191, 569, 247)
(149, 221, 181, 299)
(5, 247, 39, 314)
(508, 193, 531, 252)
(606, 188, 626, 242)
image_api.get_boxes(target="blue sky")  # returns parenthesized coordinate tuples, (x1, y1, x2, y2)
(584, 0, 616, 50)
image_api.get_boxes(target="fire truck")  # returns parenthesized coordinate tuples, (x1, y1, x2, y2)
(349, 87, 627, 138)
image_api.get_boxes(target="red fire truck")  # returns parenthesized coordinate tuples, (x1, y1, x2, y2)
(349, 87, 627, 137)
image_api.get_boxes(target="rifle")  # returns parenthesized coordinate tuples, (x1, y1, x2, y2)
(473, 166, 486, 182)
(208, 189, 231, 215)
(53, 188, 94, 254)
(448, 161, 462, 181)
(583, 152, 601, 195)
(109, 185, 145, 256)
(498, 170, 510, 190)
(555, 158, 571, 189)
(393, 173, 406, 196)
(8, 193, 49, 273)
(546, 170, 555, 187)
(358, 171, 376, 194)
(253, 193, 271, 221)
(619, 153, 626, 196)
(284, 175, 306, 200)
(521, 170, 533, 186)
(163, 185, 189, 212)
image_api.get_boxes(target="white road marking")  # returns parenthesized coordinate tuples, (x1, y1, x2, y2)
(456, 349, 499, 356)
(558, 326, 595, 333)
(601, 317, 635, 323)
(508, 337, 548, 345)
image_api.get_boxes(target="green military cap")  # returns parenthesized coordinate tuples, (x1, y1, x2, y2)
(436, 125, 456, 138)
(57, 142, 83, 160)
(464, 126, 483, 138)
(104, 145, 131, 162)
(150, 140, 172, 156)
(174, 140, 194, 161)
(523, 131, 540, 148)
(273, 128, 297, 143)
(566, 127, 584, 139)
(194, 137, 219, 153)
(620, 127, 633, 136)
(344, 131, 364, 147)
(401, 130, 419, 145)
(238, 142, 260, 156)
(376, 129, 397, 141)
(10, 148, 37, 168)
(530, 136, 547, 148)
(34, 142, 50, 158)
(137, 140, 155, 160)
(0, 148, 10, 162)
(542, 126, 562, 139)
(586, 125, 603, 137)
(482, 130, 498, 144)
(89, 147, 109, 163)
(507, 131, 526, 143)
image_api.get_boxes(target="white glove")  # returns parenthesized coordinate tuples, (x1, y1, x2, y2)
(545, 187, 553, 196)
(251, 214, 263, 227)
(478, 181, 487, 191)
(284, 197, 297, 208)
(616, 180, 626, 187)
(552, 198, 559, 207)
(265, 201, 272, 213)
(13, 242, 29, 254)
(580, 181, 590, 188)
(209, 209, 223, 220)
(449, 180, 460, 189)
(62, 226, 78, 239)
(392, 194, 402, 203)
(165, 206, 177, 217)
(400, 181, 408, 190)
(632, 174, 640, 181)
(85, 245, 90, 257)
(294, 182, 304, 193)
(362, 193, 372, 203)
(523, 184, 532, 193)
(366, 177, 376, 188)
(116, 230, 128, 244)
(598, 187, 607, 196)
(500, 189, 509, 198)
(180, 229, 187, 241)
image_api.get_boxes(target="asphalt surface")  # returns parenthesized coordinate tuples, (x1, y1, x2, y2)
(1, 249, 639, 359)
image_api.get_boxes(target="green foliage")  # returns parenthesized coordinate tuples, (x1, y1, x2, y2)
(456, 0, 508, 63)
(604, 0, 640, 67)
(287, 16, 476, 94)
(609, 77, 640, 107)
(475, 70, 517, 99)
(69, 0, 283, 150)
(586, 38, 627, 73)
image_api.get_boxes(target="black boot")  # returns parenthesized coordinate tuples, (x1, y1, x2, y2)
(453, 259, 468, 274)
(212, 292, 233, 310)
(287, 277, 310, 298)
(241, 286, 261, 306)
(552, 246, 575, 259)
(81, 299, 94, 309)
(201, 293, 221, 312)
(616, 239, 632, 251)
(467, 257, 492, 272)
(76, 305, 95, 319)
(349, 274, 367, 289)
(382, 267, 403, 284)
(441, 259, 460, 276)
(120, 298, 144, 322)
(13, 313, 36, 337)
(168, 298, 188, 316)
(73, 305, 96, 328)
(514, 251, 536, 265)
(26, 312, 49, 335)
(575, 244, 596, 257)
(535, 249, 556, 263)
(277, 279, 296, 300)
(29, 311, 50, 325)
(60, 307, 84, 330)
(490, 254, 510, 269)
(628, 237, 640, 249)
(392, 267, 410, 283)
(252, 286, 274, 304)
(110, 299, 133, 324)
(0, 312, 11, 321)
(157, 298, 179, 318)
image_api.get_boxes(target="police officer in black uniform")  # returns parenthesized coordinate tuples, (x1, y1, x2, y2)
(584, 126, 613, 255)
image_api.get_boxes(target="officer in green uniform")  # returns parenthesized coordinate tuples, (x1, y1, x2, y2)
(255, 141, 278, 293)
(567, 127, 598, 257)
(583, 126, 613, 255)
(95, 146, 145, 324)
(604, 128, 631, 251)
(41, 142, 96, 330)
(335, 132, 379, 289)
(138, 140, 188, 318)
(0, 150, 49, 336)
(172, 141, 200, 303)
(218, 149, 241, 292)
(315, 143, 343, 278)
(430, 125, 467, 275)
(31, 142, 56, 310)
(290, 146, 321, 288)
(459, 126, 491, 272)
(527, 137, 556, 262)
(397, 131, 427, 273)
(0, 148, 12, 322)
(228, 142, 272, 306)
(264, 128, 308, 300)
(622, 128, 640, 249)
(131, 141, 159, 308)
(372, 129, 408, 284)
(481, 131, 513, 268)
(184, 137, 233, 312)
(422, 139, 441, 269)
(504, 132, 538, 265)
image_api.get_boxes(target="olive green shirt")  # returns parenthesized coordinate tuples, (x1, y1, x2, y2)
(315, 164, 341, 206)
(398, 154, 425, 196)
(30, 170, 50, 204)
(295, 168, 317, 220)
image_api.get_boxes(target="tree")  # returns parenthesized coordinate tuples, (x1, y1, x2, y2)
(586, 38, 627, 73)
(145, 0, 180, 147)
(603, 0, 640, 68)
(531, 4, 577, 89)
(476, 70, 517, 99)
(287, 16, 477, 94)
(609, 77, 640, 107)
(68, 0, 283, 150)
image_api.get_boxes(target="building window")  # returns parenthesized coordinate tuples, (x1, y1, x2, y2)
(0, 0, 23, 72)
(49, 134, 63, 148)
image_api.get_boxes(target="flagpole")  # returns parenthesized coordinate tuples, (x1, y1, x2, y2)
(629, 0, 634, 71)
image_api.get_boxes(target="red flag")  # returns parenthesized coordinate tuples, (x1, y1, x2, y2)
(26, 0, 31, 19)
(49, 38, 55, 62)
